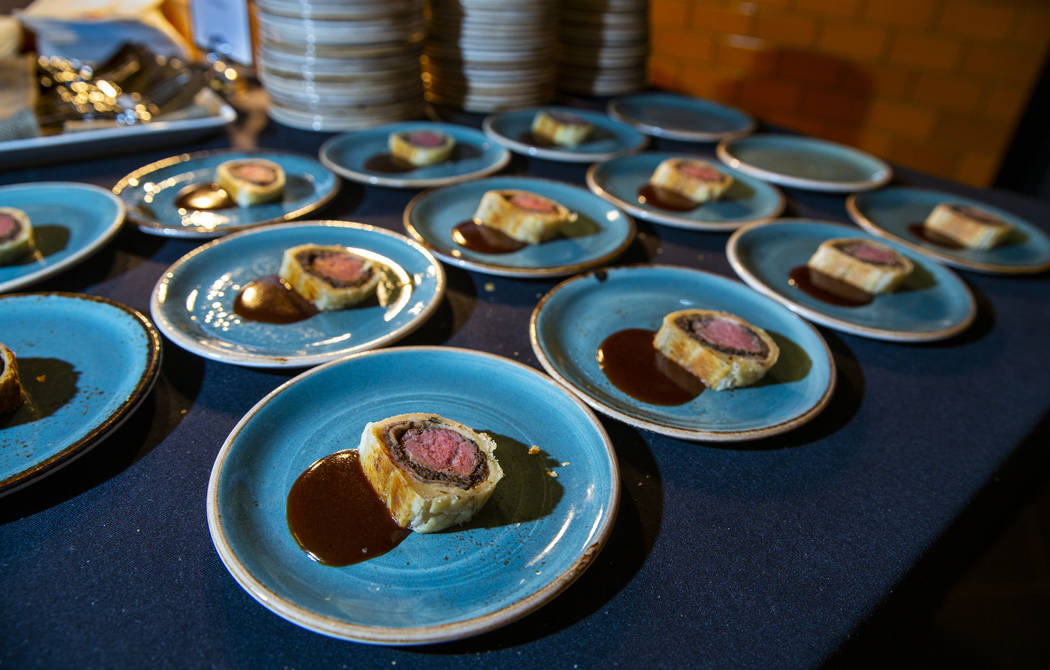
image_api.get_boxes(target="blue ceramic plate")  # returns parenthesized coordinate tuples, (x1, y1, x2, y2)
(403, 176, 634, 277)
(586, 152, 785, 231)
(113, 149, 339, 238)
(482, 107, 647, 163)
(530, 265, 835, 441)
(717, 134, 892, 192)
(151, 221, 445, 368)
(0, 293, 161, 496)
(318, 122, 511, 189)
(607, 92, 756, 142)
(847, 187, 1050, 275)
(206, 346, 619, 644)
(727, 219, 977, 341)
(0, 182, 124, 293)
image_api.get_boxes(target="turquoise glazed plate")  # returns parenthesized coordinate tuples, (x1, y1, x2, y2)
(0, 182, 124, 293)
(847, 187, 1050, 275)
(727, 219, 977, 341)
(586, 151, 785, 231)
(151, 221, 444, 368)
(206, 346, 619, 644)
(530, 265, 835, 441)
(403, 176, 634, 277)
(717, 134, 892, 192)
(607, 92, 756, 142)
(482, 106, 647, 163)
(318, 122, 510, 189)
(113, 149, 339, 238)
(0, 293, 161, 496)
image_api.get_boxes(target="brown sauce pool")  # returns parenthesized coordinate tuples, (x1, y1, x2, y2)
(174, 183, 236, 210)
(637, 183, 698, 212)
(518, 130, 556, 148)
(364, 145, 484, 174)
(287, 450, 410, 567)
(451, 220, 528, 254)
(234, 275, 318, 324)
(788, 266, 873, 307)
(907, 222, 964, 249)
(598, 328, 704, 405)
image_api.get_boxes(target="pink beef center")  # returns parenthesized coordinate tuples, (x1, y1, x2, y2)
(549, 111, 584, 125)
(0, 214, 16, 238)
(401, 427, 480, 477)
(508, 192, 557, 213)
(311, 253, 366, 282)
(842, 242, 898, 265)
(693, 318, 763, 354)
(405, 131, 446, 147)
(677, 162, 722, 181)
(952, 204, 1004, 225)
(230, 163, 276, 184)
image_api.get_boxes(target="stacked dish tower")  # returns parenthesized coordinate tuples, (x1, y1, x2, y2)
(422, 0, 558, 112)
(255, 0, 426, 130)
(557, 0, 649, 96)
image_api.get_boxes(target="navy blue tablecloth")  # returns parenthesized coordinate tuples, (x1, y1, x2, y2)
(2, 102, 1049, 669)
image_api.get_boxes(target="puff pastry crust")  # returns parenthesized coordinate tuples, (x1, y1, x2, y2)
(652, 309, 779, 391)
(0, 342, 24, 414)
(215, 158, 286, 206)
(278, 243, 381, 311)
(924, 203, 1013, 249)
(358, 413, 504, 533)
(389, 129, 455, 166)
(807, 237, 914, 294)
(649, 158, 733, 203)
(531, 110, 593, 146)
(473, 189, 570, 244)
(0, 206, 34, 265)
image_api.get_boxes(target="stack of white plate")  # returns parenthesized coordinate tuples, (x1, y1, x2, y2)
(423, 0, 558, 112)
(557, 0, 649, 96)
(256, 0, 426, 131)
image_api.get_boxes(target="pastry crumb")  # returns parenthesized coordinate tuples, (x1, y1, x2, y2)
(547, 470, 558, 478)
(483, 282, 495, 292)
(528, 445, 540, 455)
(36, 375, 46, 383)
(561, 461, 570, 466)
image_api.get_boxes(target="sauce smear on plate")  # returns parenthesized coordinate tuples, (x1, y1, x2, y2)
(788, 266, 873, 307)
(287, 450, 409, 566)
(597, 328, 704, 405)
(452, 220, 527, 254)
(234, 275, 318, 323)
(637, 183, 698, 212)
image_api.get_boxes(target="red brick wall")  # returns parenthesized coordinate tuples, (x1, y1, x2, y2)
(650, 0, 1050, 187)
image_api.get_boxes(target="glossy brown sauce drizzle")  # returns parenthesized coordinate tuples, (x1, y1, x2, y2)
(519, 130, 556, 148)
(451, 220, 528, 254)
(788, 266, 873, 307)
(174, 183, 236, 210)
(287, 450, 409, 567)
(907, 222, 964, 249)
(233, 275, 318, 324)
(637, 183, 698, 212)
(598, 328, 704, 405)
